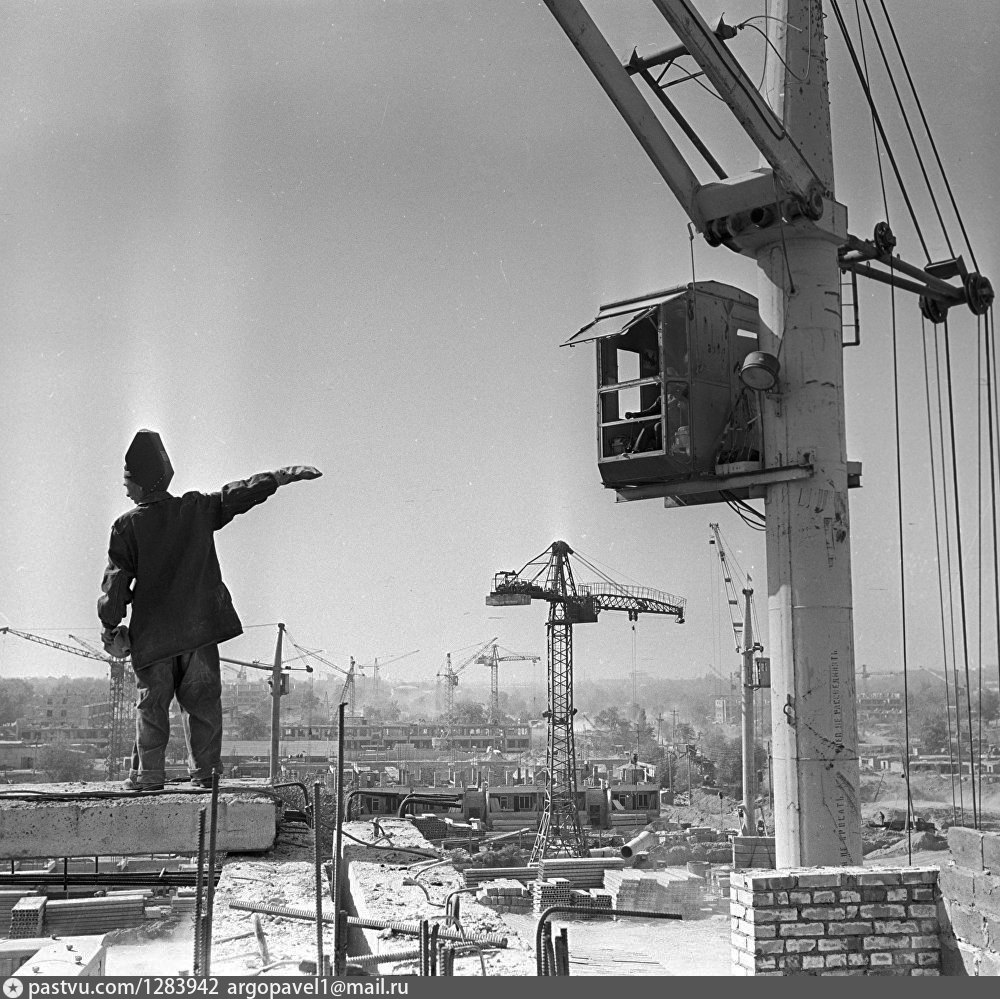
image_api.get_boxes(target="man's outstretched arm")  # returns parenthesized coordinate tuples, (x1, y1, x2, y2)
(218, 466, 323, 526)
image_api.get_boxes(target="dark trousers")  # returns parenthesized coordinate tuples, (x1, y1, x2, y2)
(130, 644, 223, 783)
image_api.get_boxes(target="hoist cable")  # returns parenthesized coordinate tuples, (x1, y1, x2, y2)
(977, 313, 984, 815)
(887, 265, 912, 861)
(987, 305, 1000, 791)
(923, 318, 959, 824)
(858, 0, 954, 260)
(853, 1, 889, 220)
(829, 0, 929, 260)
(942, 316, 979, 827)
(874, 0, 979, 274)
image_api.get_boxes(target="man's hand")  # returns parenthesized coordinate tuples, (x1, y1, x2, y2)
(274, 466, 323, 486)
(102, 625, 130, 659)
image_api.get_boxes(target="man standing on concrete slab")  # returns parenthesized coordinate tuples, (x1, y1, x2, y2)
(98, 428, 322, 792)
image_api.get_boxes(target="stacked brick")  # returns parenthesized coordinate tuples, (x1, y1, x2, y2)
(604, 869, 703, 918)
(475, 878, 533, 914)
(938, 826, 1000, 975)
(731, 836, 777, 870)
(730, 866, 940, 976)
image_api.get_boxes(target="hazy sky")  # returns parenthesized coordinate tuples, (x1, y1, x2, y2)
(1, 1, 998, 698)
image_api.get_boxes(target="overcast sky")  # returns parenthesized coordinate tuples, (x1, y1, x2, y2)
(1, 1, 997, 698)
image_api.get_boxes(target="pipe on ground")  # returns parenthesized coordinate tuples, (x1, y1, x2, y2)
(620, 830, 657, 860)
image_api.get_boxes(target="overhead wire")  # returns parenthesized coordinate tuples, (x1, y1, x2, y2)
(941, 315, 979, 827)
(857, 0, 954, 260)
(921, 317, 959, 825)
(828, 0, 929, 260)
(873, 0, 980, 274)
(934, 322, 967, 824)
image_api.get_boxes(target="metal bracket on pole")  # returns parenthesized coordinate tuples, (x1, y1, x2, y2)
(650, 0, 826, 212)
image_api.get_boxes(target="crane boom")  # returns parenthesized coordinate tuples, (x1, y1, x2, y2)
(476, 642, 541, 722)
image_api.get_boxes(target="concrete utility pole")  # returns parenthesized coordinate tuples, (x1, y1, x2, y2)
(540, 0, 864, 865)
(269, 622, 285, 782)
(757, 0, 861, 866)
(741, 586, 755, 832)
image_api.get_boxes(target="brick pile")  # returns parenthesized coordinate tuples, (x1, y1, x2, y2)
(475, 879, 532, 914)
(604, 869, 703, 918)
(730, 866, 940, 976)
(731, 835, 777, 870)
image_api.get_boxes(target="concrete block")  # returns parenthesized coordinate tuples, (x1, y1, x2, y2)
(0, 789, 279, 857)
(977, 949, 1000, 976)
(948, 827, 985, 871)
(986, 915, 1000, 950)
(950, 902, 986, 948)
(939, 864, 976, 907)
(13, 937, 105, 977)
(975, 872, 1000, 914)
(982, 831, 1000, 875)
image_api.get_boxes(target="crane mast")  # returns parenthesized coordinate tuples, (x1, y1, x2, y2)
(476, 641, 541, 723)
(488, 541, 684, 861)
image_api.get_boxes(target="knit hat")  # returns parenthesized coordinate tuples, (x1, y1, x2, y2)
(124, 429, 173, 492)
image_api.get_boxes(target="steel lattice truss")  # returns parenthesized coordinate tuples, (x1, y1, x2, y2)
(533, 603, 586, 861)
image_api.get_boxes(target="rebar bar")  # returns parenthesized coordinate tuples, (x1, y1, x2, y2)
(228, 901, 508, 946)
(313, 781, 324, 978)
(332, 700, 346, 976)
(203, 771, 221, 975)
(193, 806, 206, 977)
(429, 923, 439, 976)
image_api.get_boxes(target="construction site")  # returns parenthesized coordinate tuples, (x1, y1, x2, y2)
(2, 0, 1000, 981)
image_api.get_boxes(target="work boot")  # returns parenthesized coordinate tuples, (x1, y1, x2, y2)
(120, 776, 164, 792)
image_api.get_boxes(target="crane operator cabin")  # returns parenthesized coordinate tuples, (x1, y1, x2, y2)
(564, 280, 765, 505)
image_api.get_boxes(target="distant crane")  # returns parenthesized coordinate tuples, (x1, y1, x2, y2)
(709, 523, 766, 830)
(286, 643, 358, 715)
(1, 627, 135, 780)
(487, 540, 685, 861)
(437, 638, 498, 721)
(475, 641, 541, 722)
(355, 650, 419, 704)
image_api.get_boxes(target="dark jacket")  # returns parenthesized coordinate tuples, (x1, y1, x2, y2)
(98, 472, 282, 669)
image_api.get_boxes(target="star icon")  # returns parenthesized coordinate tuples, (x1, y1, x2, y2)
(3, 979, 23, 998)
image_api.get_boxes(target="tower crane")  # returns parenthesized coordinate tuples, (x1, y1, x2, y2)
(475, 641, 541, 722)
(286, 643, 358, 716)
(355, 650, 419, 704)
(437, 638, 498, 722)
(708, 524, 766, 828)
(487, 541, 685, 861)
(1, 627, 135, 780)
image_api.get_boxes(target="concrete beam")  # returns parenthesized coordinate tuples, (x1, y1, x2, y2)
(0, 784, 280, 858)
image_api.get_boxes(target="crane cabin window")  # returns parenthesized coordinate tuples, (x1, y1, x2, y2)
(597, 308, 664, 458)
